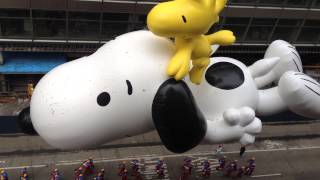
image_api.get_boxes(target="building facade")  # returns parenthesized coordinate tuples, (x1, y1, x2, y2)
(0, 0, 319, 96)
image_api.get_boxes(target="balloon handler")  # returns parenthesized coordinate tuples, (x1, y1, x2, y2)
(216, 156, 226, 171)
(179, 158, 193, 180)
(130, 159, 141, 177)
(50, 168, 61, 180)
(155, 159, 165, 178)
(201, 160, 211, 178)
(81, 158, 95, 175)
(74, 167, 84, 180)
(94, 169, 105, 180)
(118, 161, 127, 176)
(245, 158, 256, 176)
(147, 0, 236, 84)
(0, 169, 8, 180)
(19, 168, 29, 180)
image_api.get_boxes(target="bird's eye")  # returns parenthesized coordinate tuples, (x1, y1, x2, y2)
(97, 92, 111, 106)
(205, 62, 244, 90)
(182, 15, 187, 23)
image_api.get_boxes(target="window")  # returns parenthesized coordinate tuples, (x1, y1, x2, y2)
(32, 10, 66, 39)
(0, 17, 32, 38)
(33, 20, 66, 39)
(101, 13, 130, 40)
(277, 19, 301, 26)
(271, 19, 302, 42)
(228, 0, 258, 5)
(251, 18, 276, 26)
(0, 9, 31, 38)
(246, 26, 273, 42)
(101, 22, 128, 40)
(224, 17, 250, 25)
(258, 0, 284, 6)
(297, 28, 320, 43)
(271, 27, 297, 42)
(221, 17, 250, 42)
(286, 0, 312, 7)
(68, 11, 100, 40)
(103, 13, 129, 21)
(69, 21, 100, 40)
(0, 9, 29, 18)
(69, 12, 100, 21)
(296, 20, 320, 43)
(313, 0, 320, 8)
(32, 10, 65, 19)
(245, 18, 276, 42)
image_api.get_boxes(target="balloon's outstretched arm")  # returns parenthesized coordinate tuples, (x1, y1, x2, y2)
(278, 71, 320, 119)
(256, 87, 287, 116)
(256, 71, 320, 119)
(204, 107, 262, 145)
(206, 30, 236, 46)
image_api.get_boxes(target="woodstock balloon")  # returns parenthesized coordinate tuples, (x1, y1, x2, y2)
(147, 0, 236, 84)
(21, 31, 320, 153)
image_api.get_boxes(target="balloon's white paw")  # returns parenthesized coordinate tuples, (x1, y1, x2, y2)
(239, 107, 255, 127)
(224, 106, 256, 127)
(223, 108, 240, 126)
(235, 107, 262, 143)
(205, 107, 262, 145)
(244, 117, 262, 135)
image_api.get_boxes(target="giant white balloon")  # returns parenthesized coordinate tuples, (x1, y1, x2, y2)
(30, 30, 320, 151)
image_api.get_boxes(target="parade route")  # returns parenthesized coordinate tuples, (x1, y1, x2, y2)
(1, 122, 320, 179)
(1, 138, 320, 179)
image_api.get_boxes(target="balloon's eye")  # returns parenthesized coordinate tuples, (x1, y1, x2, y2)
(205, 62, 244, 90)
(97, 92, 111, 106)
(126, 80, 133, 95)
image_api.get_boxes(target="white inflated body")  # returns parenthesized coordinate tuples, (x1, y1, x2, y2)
(31, 30, 320, 150)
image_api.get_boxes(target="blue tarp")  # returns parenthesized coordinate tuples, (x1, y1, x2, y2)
(0, 52, 66, 74)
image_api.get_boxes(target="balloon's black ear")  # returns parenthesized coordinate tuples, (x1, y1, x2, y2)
(152, 79, 207, 153)
(17, 107, 37, 135)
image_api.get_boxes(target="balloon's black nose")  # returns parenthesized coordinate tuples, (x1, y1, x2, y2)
(152, 79, 207, 153)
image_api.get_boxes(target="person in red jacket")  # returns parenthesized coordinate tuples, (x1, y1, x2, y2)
(121, 169, 128, 180)
(118, 161, 126, 176)
(82, 158, 94, 174)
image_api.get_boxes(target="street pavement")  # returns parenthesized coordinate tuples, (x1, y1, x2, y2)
(1, 122, 320, 180)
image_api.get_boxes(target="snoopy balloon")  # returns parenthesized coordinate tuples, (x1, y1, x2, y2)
(26, 31, 320, 153)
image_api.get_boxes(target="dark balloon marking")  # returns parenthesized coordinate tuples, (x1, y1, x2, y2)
(97, 92, 111, 106)
(305, 85, 320, 96)
(294, 72, 305, 76)
(288, 46, 295, 49)
(292, 58, 301, 72)
(126, 80, 133, 95)
(291, 50, 301, 62)
(205, 62, 244, 90)
(300, 78, 320, 88)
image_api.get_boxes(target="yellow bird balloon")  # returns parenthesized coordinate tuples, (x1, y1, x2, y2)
(147, 0, 236, 84)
